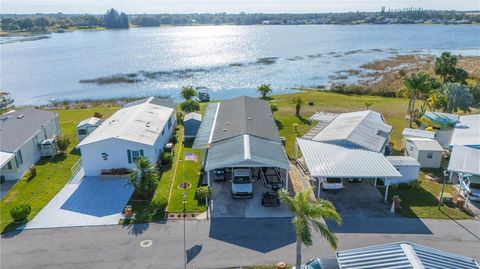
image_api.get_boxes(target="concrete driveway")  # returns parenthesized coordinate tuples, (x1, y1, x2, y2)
(25, 170, 134, 229)
(211, 178, 292, 218)
(319, 180, 391, 218)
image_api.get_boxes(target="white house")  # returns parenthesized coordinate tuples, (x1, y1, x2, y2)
(76, 117, 102, 143)
(0, 108, 60, 181)
(405, 138, 443, 168)
(77, 97, 176, 176)
(386, 156, 421, 184)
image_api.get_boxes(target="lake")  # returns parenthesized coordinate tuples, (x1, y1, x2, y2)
(1, 24, 479, 105)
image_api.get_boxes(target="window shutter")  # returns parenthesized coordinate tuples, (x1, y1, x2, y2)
(140, 149, 144, 156)
(127, 150, 132, 163)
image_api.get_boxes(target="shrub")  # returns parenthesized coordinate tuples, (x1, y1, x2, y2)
(196, 186, 212, 200)
(180, 100, 200, 113)
(180, 86, 197, 100)
(270, 103, 279, 112)
(176, 111, 184, 125)
(308, 101, 314, 106)
(10, 204, 31, 223)
(397, 182, 410, 191)
(151, 196, 168, 212)
(55, 136, 71, 153)
(29, 167, 37, 177)
(93, 112, 103, 118)
(161, 152, 173, 166)
(171, 134, 178, 144)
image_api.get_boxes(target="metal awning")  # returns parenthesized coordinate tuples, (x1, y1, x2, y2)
(336, 241, 480, 269)
(193, 103, 219, 149)
(205, 134, 290, 171)
(0, 151, 14, 168)
(448, 145, 480, 176)
(296, 138, 401, 178)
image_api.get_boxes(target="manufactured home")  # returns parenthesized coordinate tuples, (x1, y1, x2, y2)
(77, 97, 176, 176)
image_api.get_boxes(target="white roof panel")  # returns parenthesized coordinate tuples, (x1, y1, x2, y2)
(308, 111, 339, 122)
(77, 97, 174, 147)
(387, 156, 421, 167)
(311, 110, 392, 152)
(407, 138, 443, 151)
(448, 145, 480, 176)
(297, 138, 401, 178)
(76, 117, 102, 128)
(402, 128, 436, 139)
(0, 151, 14, 168)
(337, 241, 479, 269)
(184, 112, 202, 122)
(450, 114, 480, 147)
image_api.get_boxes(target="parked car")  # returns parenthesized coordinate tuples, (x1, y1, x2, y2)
(231, 168, 253, 198)
(213, 169, 226, 182)
(319, 178, 344, 191)
(347, 178, 362, 183)
(459, 175, 480, 202)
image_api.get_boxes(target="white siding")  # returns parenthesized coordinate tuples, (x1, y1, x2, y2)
(391, 165, 420, 184)
(405, 140, 442, 168)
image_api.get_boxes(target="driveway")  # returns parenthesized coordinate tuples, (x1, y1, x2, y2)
(211, 177, 292, 218)
(25, 169, 134, 229)
(319, 180, 391, 218)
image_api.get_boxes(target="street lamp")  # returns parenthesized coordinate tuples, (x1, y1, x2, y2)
(182, 192, 187, 269)
(438, 170, 449, 209)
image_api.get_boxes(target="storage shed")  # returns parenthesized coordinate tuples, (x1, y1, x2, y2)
(386, 156, 421, 184)
(76, 117, 102, 143)
(183, 112, 202, 140)
(405, 138, 443, 168)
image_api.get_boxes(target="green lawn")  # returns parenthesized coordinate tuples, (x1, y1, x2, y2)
(383, 171, 472, 219)
(168, 139, 206, 212)
(270, 91, 411, 158)
(0, 106, 119, 233)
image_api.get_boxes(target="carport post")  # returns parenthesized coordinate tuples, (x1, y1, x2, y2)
(207, 169, 211, 186)
(285, 170, 289, 191)
(384, 178, 390, 202)
(317, 178, 321, 198)
(374, 178, 377, 186)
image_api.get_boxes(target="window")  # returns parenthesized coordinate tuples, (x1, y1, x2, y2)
(161, 128, 165, 137)
(127, 149, 144, 163)
(7, 161, 12, 170)
(15, 150, 23, 167)
(78, 129, 87, 135)
(167, 116, 172, 129)
(427, 152, 433, 159)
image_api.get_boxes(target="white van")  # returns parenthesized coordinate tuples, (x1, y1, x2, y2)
(231, 168, 253, 198)
(459, 175, 480, 202)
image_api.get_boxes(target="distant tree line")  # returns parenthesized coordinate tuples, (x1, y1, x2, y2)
(2, 9, 480, 31)
(1, 8, 129, 31)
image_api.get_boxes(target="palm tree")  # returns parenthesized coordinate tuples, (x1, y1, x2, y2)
(128, 156, 159, 198)
(442, 82, 473, 113)
(279, 189, 342, 269)
(256, 84, 273, 100)
(426, 90, 441, 112)
(291, 97, 305, 117)
(404, 72, 431, 127)
(434, 52, 457, 83)
(180, 86, 197, 101)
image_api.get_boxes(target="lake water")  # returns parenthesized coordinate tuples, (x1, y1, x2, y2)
(1, 24, 479, 105)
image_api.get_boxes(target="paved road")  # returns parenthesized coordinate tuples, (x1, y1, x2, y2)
(1, 217, 479, 269)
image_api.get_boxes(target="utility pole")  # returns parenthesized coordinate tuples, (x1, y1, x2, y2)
(438, 170, 448, 209)
(183, 192, 187, 269)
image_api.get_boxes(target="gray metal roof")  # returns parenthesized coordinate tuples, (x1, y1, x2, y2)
(184, 112, 202, 122)
(297, 138, 401, 178)
(387, 156, 421, 167)
(336, 241, 479, 269)
(205, 134, 289, 171)
(407, 138, 443, 151)
(309, 110, 392, 152)
(76, 117, 102, 128)
(123, 97, 176, 109)
(448, 145, 480, 176)
(211, 96, 279, 143)
(193, 103, 219, 149)
(402, 128, 436, 139)
(0, 108, 57, 153)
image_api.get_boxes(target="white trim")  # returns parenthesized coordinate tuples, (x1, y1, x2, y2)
(401, 243, 425, 269)
(243, 134, 251, 160)
(207, 103, 220, 145)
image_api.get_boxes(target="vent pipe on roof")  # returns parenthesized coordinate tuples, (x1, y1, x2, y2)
(17, 115, 24, 119)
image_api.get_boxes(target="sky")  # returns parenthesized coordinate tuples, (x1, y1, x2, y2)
(1, 0, 479, 14)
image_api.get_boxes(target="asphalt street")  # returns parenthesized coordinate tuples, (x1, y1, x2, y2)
(1, 217, 479, 269)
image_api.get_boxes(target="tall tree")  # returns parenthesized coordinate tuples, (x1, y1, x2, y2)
(104, 9, 129, 29)
(442, 82, 473, 113)
(180, 86, 197, 100)
(279, 189, 342, 269)
(404, 72, 432, 127)
(256, 84, 273, 100)
(33, 17, 50, 30)
(128, 157, 159, 197)
(434, 52, 457, 83)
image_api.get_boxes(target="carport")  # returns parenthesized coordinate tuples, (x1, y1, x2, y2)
(296, 138, 401, 201)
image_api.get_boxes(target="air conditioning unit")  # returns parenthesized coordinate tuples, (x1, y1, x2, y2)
(40, 138, 58, 157)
